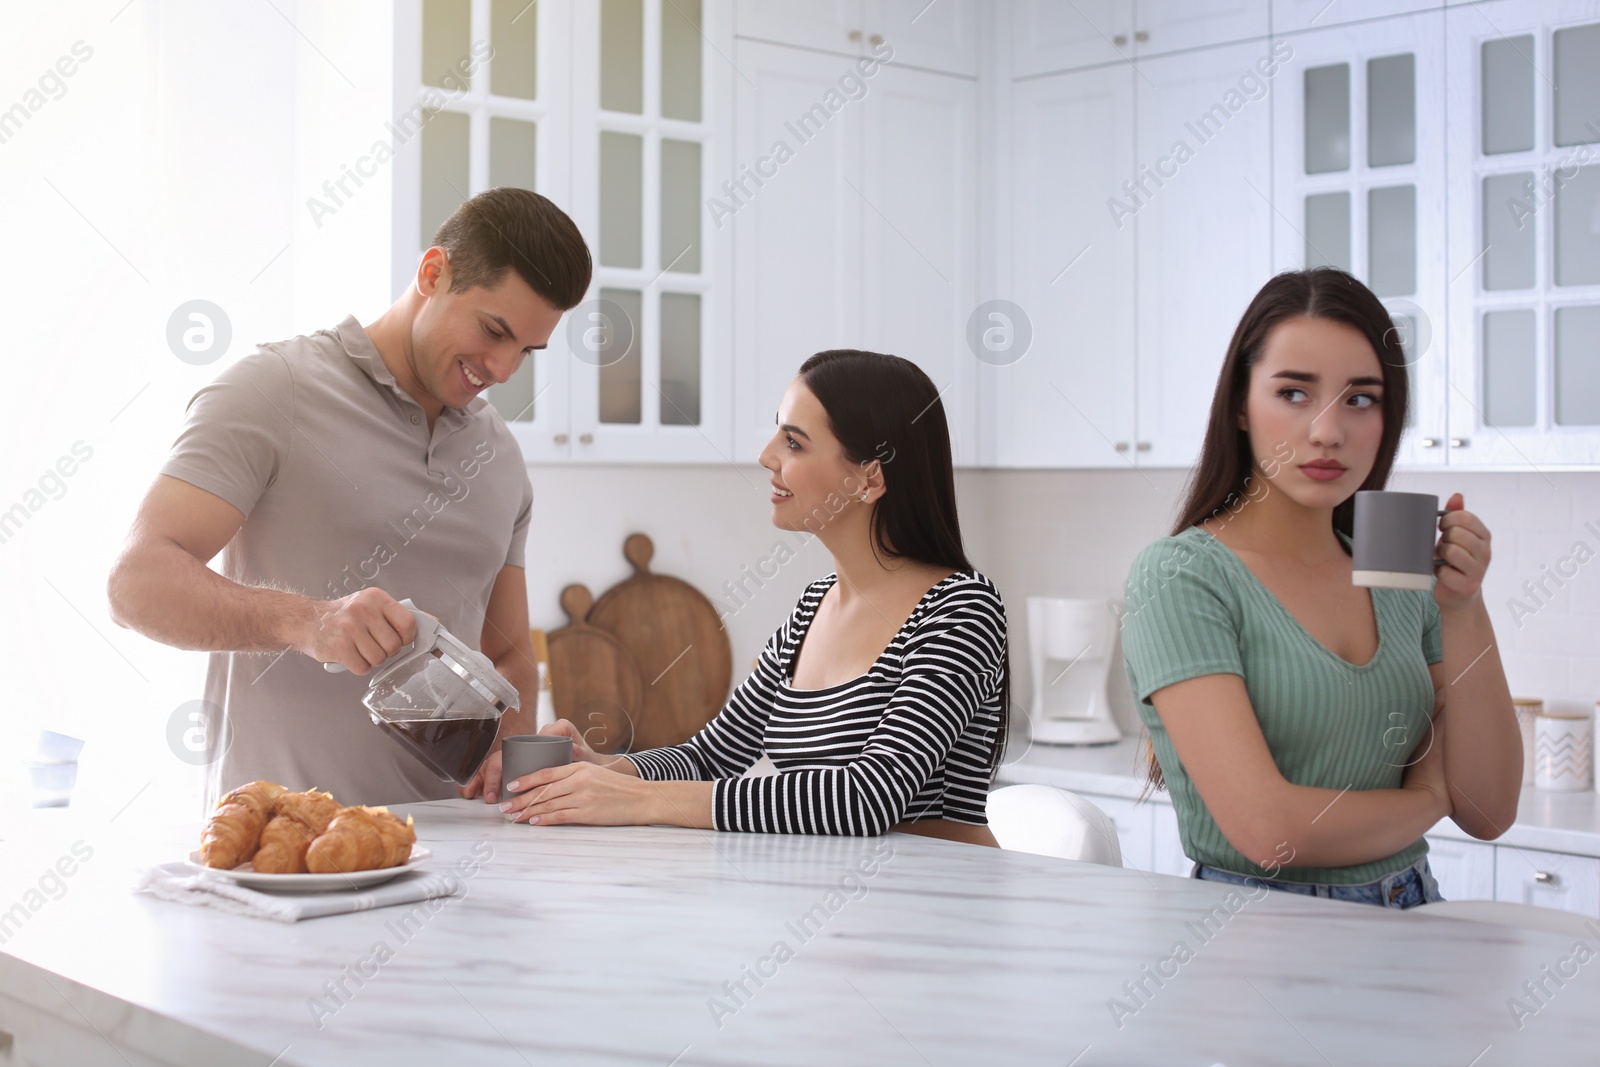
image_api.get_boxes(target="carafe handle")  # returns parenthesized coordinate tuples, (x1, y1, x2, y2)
(322, 599, 439, 674)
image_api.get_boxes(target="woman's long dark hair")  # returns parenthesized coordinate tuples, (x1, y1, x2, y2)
(799, 350, 1011, 787)
(1144, 269, 1411, 792)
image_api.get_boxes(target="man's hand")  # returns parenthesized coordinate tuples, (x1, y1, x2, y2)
(298, 588, 417, 674)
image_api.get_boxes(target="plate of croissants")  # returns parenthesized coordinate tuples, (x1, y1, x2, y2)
(186, 780, 429, 891)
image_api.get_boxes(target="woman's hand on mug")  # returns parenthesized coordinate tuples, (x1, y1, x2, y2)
(500, 762, 658, 825)
(1434, 492, 1492, 614)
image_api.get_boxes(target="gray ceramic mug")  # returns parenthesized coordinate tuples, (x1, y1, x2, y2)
(1352, 490, 1445, 590)
(500, 734, 573, 792)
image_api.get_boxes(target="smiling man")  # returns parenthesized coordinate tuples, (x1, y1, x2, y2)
(108, 188, 592, 806)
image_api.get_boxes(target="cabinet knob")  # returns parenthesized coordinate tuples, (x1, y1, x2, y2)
(1419, 437, 1441, 448)
(1136, 441, 1151, 452)
(1450, 437, 1471, 448)
(579, 433, 594, 445)
(869, 33, 883, 46)
(1114, 441, 1130, 453)
(1112, 34, 1128, 47)
(849, 29, 862, 42)
(554, 433, 569, 445)
(1534, 870, 1558, 885)
(1135, 30, 1150, 43)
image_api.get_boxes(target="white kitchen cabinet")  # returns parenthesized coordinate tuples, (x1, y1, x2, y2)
(730, 39, 978, 464)
(398, 0, 733, 464)
(1134, 1, 1270, 56)
(1134, 41, 1275, 468)
(1151, 800, 1194, 877)
(1094, 794, 1157, 870)
(1494, 845, 1600, 917)
(564, 0, 735, 463)
(995, 65, 1138, 468)
(1423, 835, 1497, 901)
(734, 0, 976, 74)
(1444, 0, 1600, 467)
(1272, 0, 1440, 36)
(868, 0, 979, 76)
(1011, 2, 1268, 79)
(1000, 40, 1274, 469)
(733, 0, 863, 55)
(1270, 8, 1450, 468)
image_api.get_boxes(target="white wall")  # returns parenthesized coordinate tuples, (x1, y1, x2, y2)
(535, 465, 1600, 746)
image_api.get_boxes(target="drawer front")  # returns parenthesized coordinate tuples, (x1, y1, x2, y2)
(1424, 837, 1497, 901)
(1494, 847, 1600, 918)
(1151, 802, 1193, 878)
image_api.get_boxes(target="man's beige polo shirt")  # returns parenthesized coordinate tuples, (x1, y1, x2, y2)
(161, 316, 532, 805)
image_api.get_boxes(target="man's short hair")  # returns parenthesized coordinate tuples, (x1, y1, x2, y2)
(432, 187, 593, 310)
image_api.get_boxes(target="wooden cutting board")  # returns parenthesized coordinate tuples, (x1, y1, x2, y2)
(586, 533, 733, 750)
(545, 584, 639, 755)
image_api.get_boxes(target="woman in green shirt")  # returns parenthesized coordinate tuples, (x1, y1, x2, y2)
(1121, 268, 1521, 908)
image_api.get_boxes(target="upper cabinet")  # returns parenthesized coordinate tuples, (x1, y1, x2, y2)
(1270, 9, 1449, 467)
(996, 64, 1138, 468)
(998, 12, 1273, 468)
(398, 0, 733, 464)
(1444, 0, 1600, 467)
(729, 37, 979, 464)
(1012, 1, 1269, 78)
(733, 0, 977, 74)
(393, 1, 1600, 471)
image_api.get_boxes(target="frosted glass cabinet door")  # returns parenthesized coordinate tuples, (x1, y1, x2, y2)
(568, 0, 731, 463)
(1445, 0, 1600, 467)
(1272, 9, 1448, 467)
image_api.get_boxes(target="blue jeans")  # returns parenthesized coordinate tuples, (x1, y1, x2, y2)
(1191, 857, 1444, 910)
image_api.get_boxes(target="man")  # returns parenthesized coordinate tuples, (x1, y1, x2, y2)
(108, 188, 591, 807)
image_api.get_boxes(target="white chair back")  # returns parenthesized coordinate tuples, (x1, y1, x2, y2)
(987, 784, 1124, 866)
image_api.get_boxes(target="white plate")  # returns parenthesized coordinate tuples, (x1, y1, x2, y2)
(184, 845, 432, 893)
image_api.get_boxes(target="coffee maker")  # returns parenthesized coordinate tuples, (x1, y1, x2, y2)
(1026, 596, 1122, 746)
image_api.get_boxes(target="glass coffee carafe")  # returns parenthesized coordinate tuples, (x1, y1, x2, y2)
(327, 599, 518, 784)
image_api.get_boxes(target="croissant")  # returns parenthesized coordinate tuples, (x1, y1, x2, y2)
(251, 790, 342, 874)
(306, 807, 417, 874)
(199, 780, 287, 869)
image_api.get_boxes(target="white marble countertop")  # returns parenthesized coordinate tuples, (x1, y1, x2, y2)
(999, 736, 1600, 857)
(1, 798, 1596, 1065)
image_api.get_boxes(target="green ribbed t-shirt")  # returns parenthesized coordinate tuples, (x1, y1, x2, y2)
(1121, 526, 1444, 885)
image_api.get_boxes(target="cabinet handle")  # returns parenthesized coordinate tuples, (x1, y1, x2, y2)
(1419, 437, 1441, 448)
(579, 433, 594, 445)
(1534, 870, 1558, 885)
(849, 29, 862, 42)
(1136, 442, 1151, 452)
(1450, 437, 1471, 448)
(1135, 30, 1149, 43)
(554, 433, 569, 445)
(869, 33, 883, 46)
(1114, 442, 1130, 453)
(1112, 34, 1128, 47)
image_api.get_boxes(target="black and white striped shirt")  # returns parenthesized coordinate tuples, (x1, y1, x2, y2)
(627, 571, 1007, 835)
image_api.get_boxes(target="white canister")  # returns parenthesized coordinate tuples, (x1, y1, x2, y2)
(1534, 709, 1594, 793)
(1512, 698, 1541, 787)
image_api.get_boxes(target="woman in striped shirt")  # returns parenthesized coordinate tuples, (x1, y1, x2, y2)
(497, 350, 1009, 844)
(1121, 269, 1520, 907)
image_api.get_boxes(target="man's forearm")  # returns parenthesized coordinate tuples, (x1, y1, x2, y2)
(109, 539, 312, 653)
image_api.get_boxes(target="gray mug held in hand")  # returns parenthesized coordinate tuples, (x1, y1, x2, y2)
(501, 734, 573, 792)
(1352, 490, 1445, 590)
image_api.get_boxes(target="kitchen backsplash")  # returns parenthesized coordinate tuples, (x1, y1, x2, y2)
(524, 465, 1600, 739)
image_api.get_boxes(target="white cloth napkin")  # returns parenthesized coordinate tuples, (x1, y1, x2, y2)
(134, 862, 463, 923)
